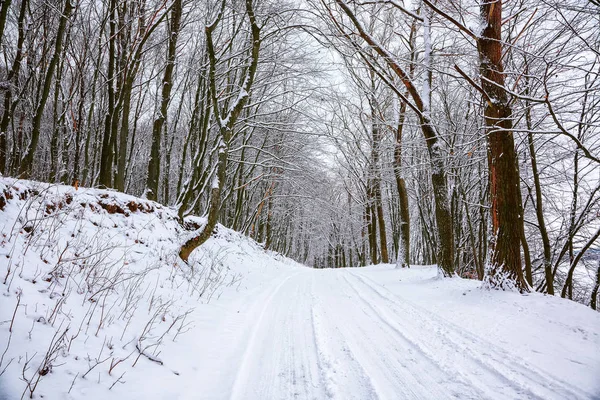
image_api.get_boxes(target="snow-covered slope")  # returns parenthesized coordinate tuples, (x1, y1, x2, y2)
(0, 178, 302, 399)
(1, 178, 599, 400)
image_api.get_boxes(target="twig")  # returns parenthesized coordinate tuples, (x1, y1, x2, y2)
(68, 373, 79, 394)
(109, 371, 126, 390)
(9, 291, 21, 333)
(134, 343, 163, 366)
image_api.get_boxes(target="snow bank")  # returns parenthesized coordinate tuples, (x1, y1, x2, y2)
(0, 178, 299, 399)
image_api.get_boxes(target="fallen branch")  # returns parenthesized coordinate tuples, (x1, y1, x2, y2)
(134, 343, 163, 366)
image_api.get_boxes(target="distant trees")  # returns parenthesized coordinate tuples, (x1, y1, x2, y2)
(324, 0, 456, 277)
(0, 0, 314, 238)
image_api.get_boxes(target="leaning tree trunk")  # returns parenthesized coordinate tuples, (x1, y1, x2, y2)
(179, 0, 261, 262)
(179, 144, 228, 261)
(477, 0, 528, 292)
(561, 226, 600, 299)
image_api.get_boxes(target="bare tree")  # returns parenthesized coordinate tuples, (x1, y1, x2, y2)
(179, 0, 261, 261)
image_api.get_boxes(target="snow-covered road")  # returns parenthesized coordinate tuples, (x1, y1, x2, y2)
(180, 266, 600, 400)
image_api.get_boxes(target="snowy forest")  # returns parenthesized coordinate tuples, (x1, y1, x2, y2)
(0, 0, 599, 399)
(1, 0, 598, 301)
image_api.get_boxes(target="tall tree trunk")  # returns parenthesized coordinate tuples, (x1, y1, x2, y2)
(421, 5, 454, 275)
(112, 1, 129, 190)
(164, 135, 175, 203)
(368, 86, 388, 264)
(265, 195, 273, 250)
(115, 85, 133, 191)
(375, 189, 388, 263)
(521, 66, 554, 292)
(72, 71, 86, 184)
(527, 132, 553, 293)
(591, 261, 599, 311)
(360, 208, 367, 266)
(370, 199, 378, 264)
(146, 0, 182, 200)
(0, 0, 27, 175)
(567, 151, 579, 297)
(428, 140, 454, 276)
(99, 0, 117, 187)
(19, 0, 73, 177)
(477, 0, 528, 291)
(457, 175, 483, 279)
(365, 195, 375, 264)
(50, 55, 67, 181)
(394, 99, 410, 268)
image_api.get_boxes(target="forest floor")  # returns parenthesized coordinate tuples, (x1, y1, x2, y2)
(0, 178, 599, 399)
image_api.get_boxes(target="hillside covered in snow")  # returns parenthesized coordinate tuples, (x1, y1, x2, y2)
(0, 178, 599, 400)
(0, 178, 302, 399)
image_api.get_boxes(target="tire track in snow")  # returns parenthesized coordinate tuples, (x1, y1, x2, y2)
(313, 271, 473, 400)
(180, 269, 307, 400)
(310, 273, 380, 399)
(346, 270, 593, 400)
(338, 273, 489, 399)
(343, 273, 520, 399)
(350, 271, 594, 399)
(230, 271, 325, 400)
